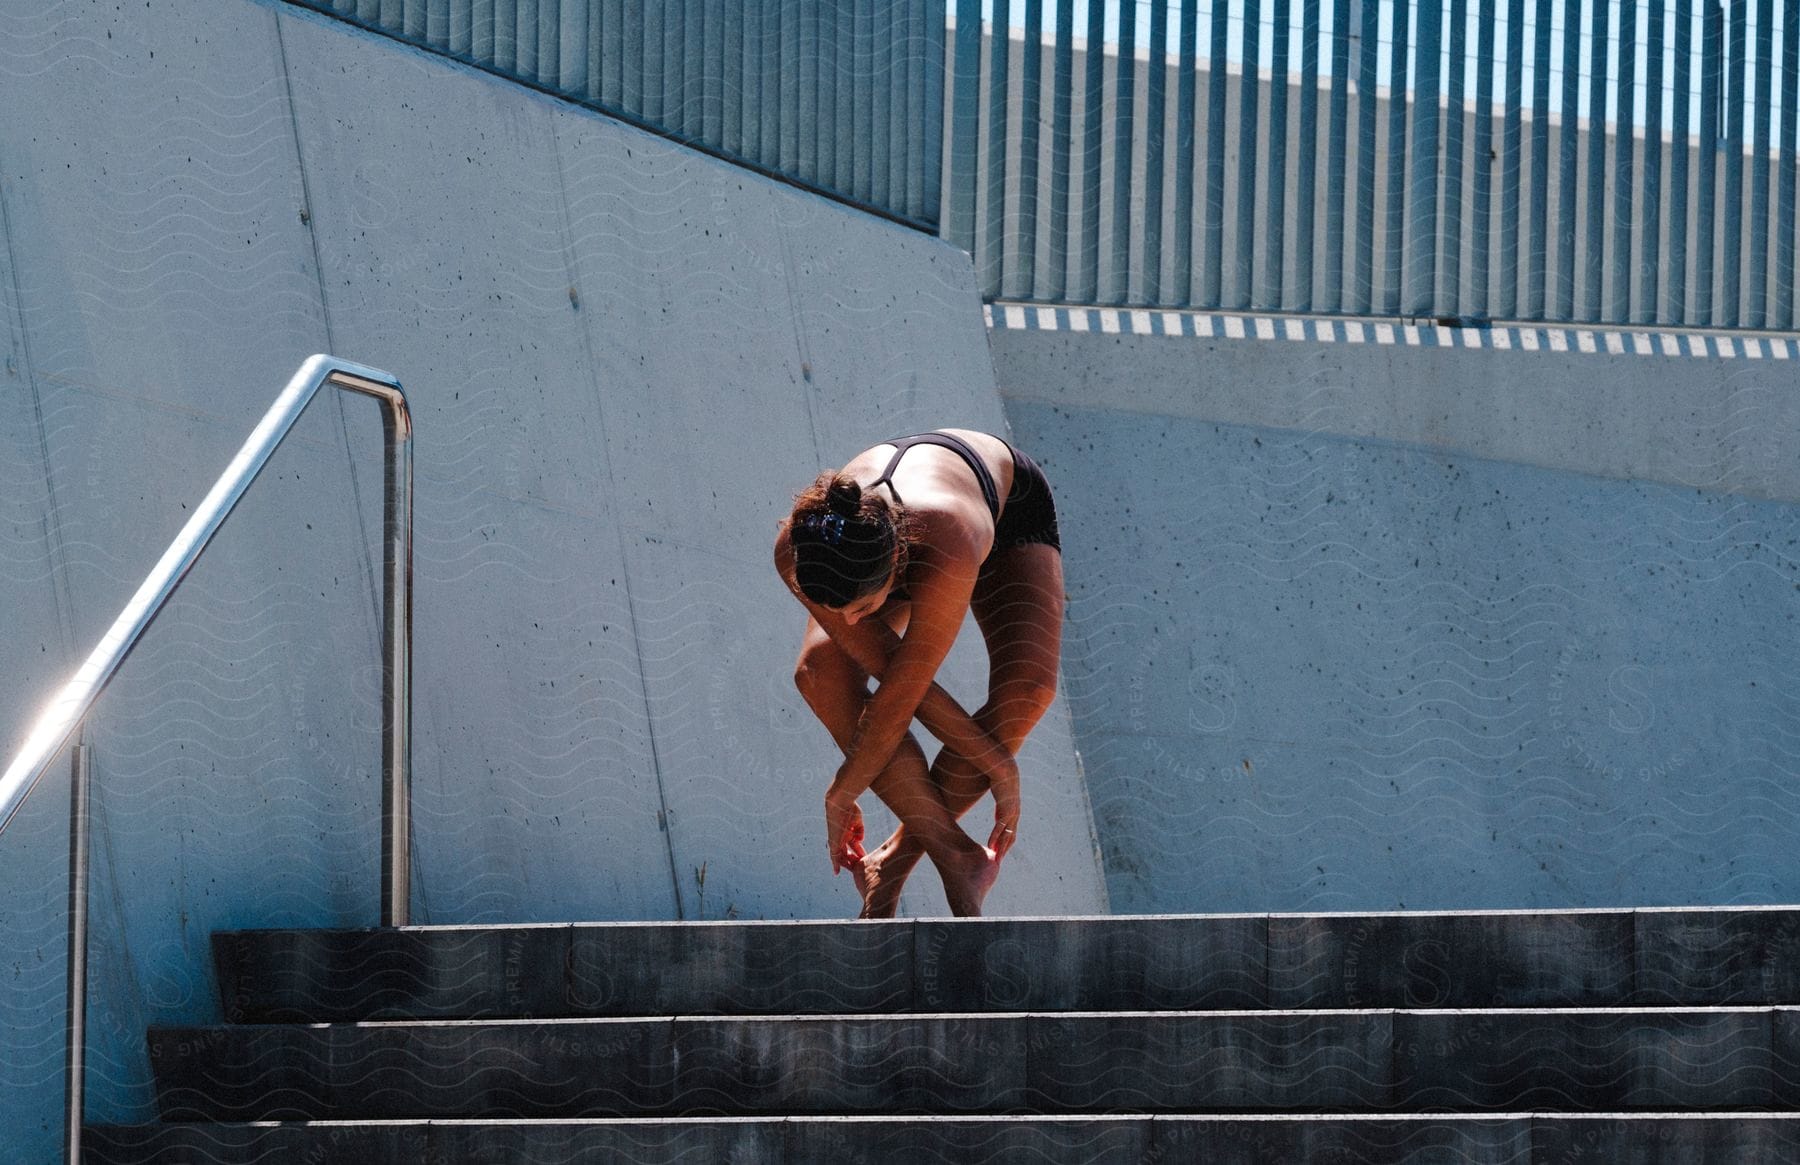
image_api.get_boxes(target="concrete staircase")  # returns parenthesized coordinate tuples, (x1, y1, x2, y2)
(87, 909, 1800, 1162)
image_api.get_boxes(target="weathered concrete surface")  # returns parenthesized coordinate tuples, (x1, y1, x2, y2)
(0, 2, 1105, 1157)
(996, 321, 1800, 914)
(82, 1114, 1800, 1165)
(215, 907, 1800, 1021)
(145, 1007, 1800, 1118)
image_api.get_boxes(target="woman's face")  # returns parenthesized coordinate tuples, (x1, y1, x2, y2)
(833, 545, 900, 625)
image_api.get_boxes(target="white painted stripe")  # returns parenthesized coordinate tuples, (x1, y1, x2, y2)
(1315, 320, 1336, 342)
(1745, 337, 1764, 359)
(1661, 333, 1682, 356)
(1161, 311, 1184, 335)
(1224, 315, 1246, 338)
(1196, 314, 1215, 337)
(1575, 330, 1597, 353)
(1603, 332, 1624, 355)
(1131, 310, 1153, 335)
(1462, 328, 1483, 349)
(1374, 322, 1395, 344)
(983, 305, 995, 328)
(1717, 336, 1736, 358)
(1345, 320, 1366, 343)
(1068, 311, 1090, 333)
(1285, 319, 1306, 341)
(1099, 309, 1121, 334)
(1036, 306, 1058, 330)
(1775, 339, 1792, 359)
(1687, 334, 1707, 356)
(1548, 330, 1569, 352)
(1632, 333, 1653, 355)
(1519, 329, 1539, 351)
(1003, 304, 1027, 329)
(1254, 316, 1276, 339)
(1402, 324, 1422, 345)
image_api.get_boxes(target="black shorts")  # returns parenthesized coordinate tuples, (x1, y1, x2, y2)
(993, 445, 1061, 554)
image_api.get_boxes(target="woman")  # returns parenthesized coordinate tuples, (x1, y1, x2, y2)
(773, 429, 1063, 917)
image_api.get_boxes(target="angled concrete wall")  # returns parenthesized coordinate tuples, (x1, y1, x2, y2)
(0, 2, 1105, 1156)
(994, 307, 1800, 916)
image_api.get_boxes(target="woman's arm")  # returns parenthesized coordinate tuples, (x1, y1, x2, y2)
(775, 521, 1011, 778)
(814, 611, 1017, 787)
(825, 534, 982, 803)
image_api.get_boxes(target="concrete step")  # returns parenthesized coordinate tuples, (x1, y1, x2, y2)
(83, 1113, 1800, 1164)
(213, 907, 1800, 1022)
(148, 1007, 1800, 1120)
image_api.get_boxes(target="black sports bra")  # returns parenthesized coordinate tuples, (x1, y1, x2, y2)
(868, 432, 1000, 518)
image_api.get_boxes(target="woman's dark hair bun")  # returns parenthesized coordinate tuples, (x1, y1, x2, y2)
(825, 476, 862, 516)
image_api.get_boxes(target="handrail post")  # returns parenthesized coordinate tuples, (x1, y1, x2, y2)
(379, 398, 413, 927)
(64, 739, 91, 1165)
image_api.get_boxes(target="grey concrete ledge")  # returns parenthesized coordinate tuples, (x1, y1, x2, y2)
(215, 908, 1800, 1022)
(85, 1114, 1800, 1165)
(985, 302, 1800, 361)
(147, 1007, 1800, 1120)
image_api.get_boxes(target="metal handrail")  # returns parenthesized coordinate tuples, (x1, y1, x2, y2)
(0, 355, 414, 922)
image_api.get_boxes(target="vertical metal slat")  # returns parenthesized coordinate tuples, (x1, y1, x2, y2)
(1109, 0, 1138, 305)
(1553, 0, 1581, 320)
(1471, 0, 1498, 317)
(817, 1, 837, 190)
(1500, 0, 1527, 316)
(1668, 0, 1692, 323)
(1235, 0, 1262, 309)
(1528, 1, 1552, 314)
(1204, 0, 1231, 306)
(1264, 0, 1289, 309)
(1352, 0, 1378, 314)
(1721, 0, 1745, 325)
(1144, 0, 1169, 305)
(723, 0, 744, 156)
(1077, 0, 1106, 301)
(1295, 0, 1321, 311)
(1407, 0, 1443, 315)
(1582, 0, 1608, 322)
(559, 0, 588, 100)
(1173, 0, 1199, 306)
(1638, 0, 1665, 324)
(1777, 0, 1799, 327)
(1696, 0, 1721, 323)
(984, 0, 1013, 298)
(1382, 0, 1411, 314)
(1047, 0, 1075, 300)
(450, 0, 473, 57)
(949, 0, 981, 254)
(1441, 0, 1466, 315)
(1323, 0, 1351, 311)
(1748, 0, 1773, 327)
(1018, 0, 1044, 298)
(867, 0, 887, 208)
(922, 0, 945, 225)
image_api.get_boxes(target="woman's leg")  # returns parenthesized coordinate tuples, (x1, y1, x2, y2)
(857, 544, 1065, 917)
(793, 616, 998, 917)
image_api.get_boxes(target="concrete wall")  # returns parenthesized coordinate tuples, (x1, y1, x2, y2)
(993, 306, 1800, 915)
(0, 2, 1105, 1155)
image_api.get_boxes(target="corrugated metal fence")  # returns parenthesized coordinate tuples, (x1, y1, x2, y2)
(954, 0, 1800, 329)
(290, 0, 945, 230)
(296, 0, 1800, 330)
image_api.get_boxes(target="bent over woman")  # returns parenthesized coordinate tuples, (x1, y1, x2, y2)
(773, 429, 1063, 917)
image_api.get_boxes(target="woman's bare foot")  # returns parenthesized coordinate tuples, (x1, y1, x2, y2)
(942, 846, 1002, 917)
(854, 843, 924, 919)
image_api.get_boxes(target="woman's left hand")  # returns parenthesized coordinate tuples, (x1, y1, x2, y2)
(825, 789, 866, 875)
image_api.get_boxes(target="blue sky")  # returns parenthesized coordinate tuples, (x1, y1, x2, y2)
(962, 1, 1790, 141)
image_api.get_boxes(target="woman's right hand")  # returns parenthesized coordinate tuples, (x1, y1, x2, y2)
(987, 754, 1022, 860)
